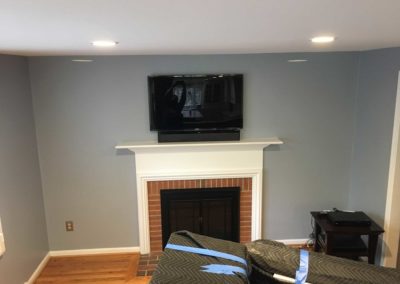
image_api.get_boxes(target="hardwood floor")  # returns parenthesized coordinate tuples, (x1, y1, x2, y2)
(35, 253, 151, 284)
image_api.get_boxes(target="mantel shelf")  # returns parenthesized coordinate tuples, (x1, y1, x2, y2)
(115, 137, 283, 152)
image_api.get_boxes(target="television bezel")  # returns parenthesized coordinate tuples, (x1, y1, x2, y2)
(148, 74, 243, 132)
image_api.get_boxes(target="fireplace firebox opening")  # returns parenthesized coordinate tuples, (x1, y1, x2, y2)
(160, 187, 240, 248)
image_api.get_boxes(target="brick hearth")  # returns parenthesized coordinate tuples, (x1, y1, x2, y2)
(147, 177, 252, 252)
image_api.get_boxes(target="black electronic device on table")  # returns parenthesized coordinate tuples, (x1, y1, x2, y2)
(327, 210, 371, 226)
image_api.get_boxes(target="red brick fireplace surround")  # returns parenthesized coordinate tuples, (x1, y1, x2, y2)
(147, 177, 252, 252)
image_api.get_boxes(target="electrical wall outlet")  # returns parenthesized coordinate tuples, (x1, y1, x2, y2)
(65, 221, 74, 232)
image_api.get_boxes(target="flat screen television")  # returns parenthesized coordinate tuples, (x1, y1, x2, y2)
(148, 74, 243, 132)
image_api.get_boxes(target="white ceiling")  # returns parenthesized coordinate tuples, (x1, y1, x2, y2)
(2, 0, 400, 56)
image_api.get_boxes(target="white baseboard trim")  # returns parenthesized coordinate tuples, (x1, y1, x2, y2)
(275, 238, 310, 245)
(49, 246, 140, 257)
(25, 252, 50, 284)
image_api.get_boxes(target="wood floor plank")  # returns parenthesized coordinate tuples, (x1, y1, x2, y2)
(34, 253, 151, 284)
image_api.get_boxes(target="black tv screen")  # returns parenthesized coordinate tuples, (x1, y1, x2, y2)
(148, 74, 243, 131)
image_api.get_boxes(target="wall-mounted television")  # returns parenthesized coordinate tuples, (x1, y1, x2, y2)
(148, 74, 243, 135)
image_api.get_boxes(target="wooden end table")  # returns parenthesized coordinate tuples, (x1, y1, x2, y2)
(311, 211, 384, 264)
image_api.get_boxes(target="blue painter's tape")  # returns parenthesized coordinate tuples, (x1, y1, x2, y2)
(165, 244, 247, 267)
(201, 264, 247, 275)
(295, 249, 309, 284)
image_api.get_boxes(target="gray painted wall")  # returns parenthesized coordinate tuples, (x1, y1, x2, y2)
(0, 55, 48, 283)
(29, 53, 358, 249)
(349, 48, 400, 225)
(0, 48, 396, 278)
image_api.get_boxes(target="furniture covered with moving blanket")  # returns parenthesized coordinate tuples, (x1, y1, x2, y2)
(151, 231, 400, 284)
(247, 239, 400, 284)
(150, 231, 251, 284)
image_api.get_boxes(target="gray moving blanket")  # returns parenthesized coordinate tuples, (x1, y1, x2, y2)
(150, 231, 250, 284)
(247, 239, 400, 284)
(151, 232, 400, 283)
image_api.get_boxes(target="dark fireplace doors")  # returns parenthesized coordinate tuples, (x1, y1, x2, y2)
(160, 187, 240, 248)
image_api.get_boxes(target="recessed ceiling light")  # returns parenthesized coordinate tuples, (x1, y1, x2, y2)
(72, 59, 93, 62)
(288, 59, 308, 63)
(92, 40, 118, 47)
(311, 36, 335, 44)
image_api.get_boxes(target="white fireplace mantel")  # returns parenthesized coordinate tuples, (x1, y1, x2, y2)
(116, 138, 282, 253)
(116, 137, 282, 151)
